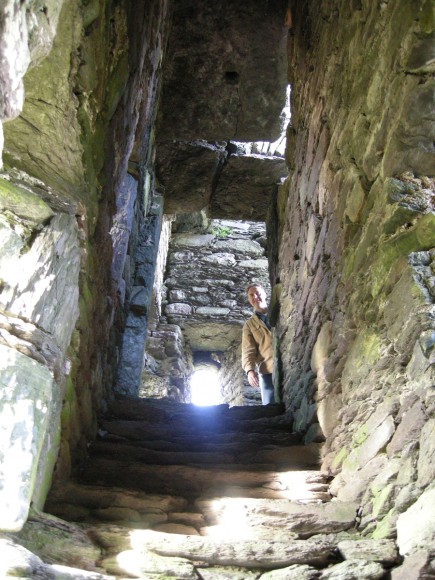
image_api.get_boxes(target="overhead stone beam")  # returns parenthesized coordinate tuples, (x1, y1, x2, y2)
(156, 141, 287, 219)
(210, 153, 287, 221)
(183, 321, 242, 352)
(157, 0, 288, 142)
(156, 141, 226, 215)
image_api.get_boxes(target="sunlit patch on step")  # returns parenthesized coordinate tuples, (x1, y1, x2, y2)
(269, 470, 331, 502)
(203, 498, 254, 540)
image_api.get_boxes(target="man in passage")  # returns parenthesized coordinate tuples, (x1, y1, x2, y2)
(242, 283, 275, 405)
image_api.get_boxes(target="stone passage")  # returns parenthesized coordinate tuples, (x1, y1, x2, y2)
(3, 399, 402, 579)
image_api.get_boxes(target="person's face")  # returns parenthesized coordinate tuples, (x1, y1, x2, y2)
(247, 285, 268, 311)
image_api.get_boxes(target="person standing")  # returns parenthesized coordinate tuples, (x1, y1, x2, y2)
(242, 283, 275, 405)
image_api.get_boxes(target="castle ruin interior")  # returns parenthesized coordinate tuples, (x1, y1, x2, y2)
(0, 1, 434, 578)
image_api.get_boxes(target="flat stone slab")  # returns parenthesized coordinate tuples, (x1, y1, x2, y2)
(320, 558, 385, 579)
(197, 565, 259, 579)
(260, 564, 321, 579)
(156, 142, 225, 215)
(91, 527, 337, 569)
(210, 154, 287, 221)
(337, 539, 400, 565)
(157, 2, 287, 142)
(396, 486, 435, 556)
(197, 497, 357, 539)
(183, 321, 243, 351)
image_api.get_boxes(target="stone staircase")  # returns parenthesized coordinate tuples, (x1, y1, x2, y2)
(6, 398, 401, 579)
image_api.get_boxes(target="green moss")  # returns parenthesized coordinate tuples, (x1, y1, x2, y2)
(64, 376, 75, 405)
(342, 450, 360, 474)
(420, 0, 435, 33)
(104, 52, 130, 121)
(371, 508, 397, 540)
(78, 296, 89, 332)
(370, 213, 435, 296)
(61, 402, 71, 426)
(81, 277, 93, 306)
(210, 225, 233, 238)
(32, 445, 59, 512)
(355, 331, 382, 370)
(353, 424, 368, 446)
(13, 515, 101, 569)
(372, 483, 394, 519)
(0, 177, 54, 225)
(332, 447, 349, 470)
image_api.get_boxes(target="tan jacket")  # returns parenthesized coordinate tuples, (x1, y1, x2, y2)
(242, 313, 273, 375)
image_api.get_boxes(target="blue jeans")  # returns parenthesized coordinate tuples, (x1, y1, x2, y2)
(259, 373, 275, 405)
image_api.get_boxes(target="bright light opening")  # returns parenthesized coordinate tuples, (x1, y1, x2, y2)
(190, 368, 222, 406)
(232, 85, 291, 158)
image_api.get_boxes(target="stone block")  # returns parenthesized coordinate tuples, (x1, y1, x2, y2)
(387, 400, 426, 457)
(156, 142, 224, 215)
(203, 253, 236, 266)
(317, 393, 342, 438)
(130, 286, 149, 315)
(391, 550, 435, 580)
(337, 539, 399, 565)
(396, 486, 435, 556)
(211, 154, 286, 221)
(417, 418, 435, 487)
(168, 251, 194, 263)
(0, 344, 54, 531)
(0, 177, 54, 225)
(0, 538, 43, 578)
(311, 321, 333, 377)
(195, 307, 231, 316)
(238, 258, 269, 269)
(394, 484, 421, 513)
(320, 559, 384, 579)
(183, 322, 242, 351)
(214, 238, 264, 257)
(169, 289, 187, 301)
(171, 233, 215, 248)
(337, 455, 388, 503)
(343, 416, 395, 474)
(157, 1, 287, 142)
(1, 213, 80, 352)
(260, 564, 320, 579)
(111, 173, 137, 286)
(165, 303, 192, 315)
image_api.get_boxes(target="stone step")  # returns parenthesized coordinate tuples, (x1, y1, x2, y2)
(78, 457, 330, 500)
(91, 527, 339, 575)
(88, 439, 321, 469)
(46, 482, 354, 539)
(5, 510, 400, 580)
(109, 397, 286, 423)
(98, 417, 300, 445)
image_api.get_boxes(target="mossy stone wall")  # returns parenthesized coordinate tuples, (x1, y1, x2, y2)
(274, 0, 434, 540)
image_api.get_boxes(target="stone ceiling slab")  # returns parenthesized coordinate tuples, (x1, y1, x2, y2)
(183, 322, 243, 352)
(156, 141, 226, 215)
(157, 142, 287, 220)
(157, 0, 288, 142)
(210, 154, 287, 221)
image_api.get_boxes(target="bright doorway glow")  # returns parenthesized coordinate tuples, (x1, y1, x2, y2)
(190, 368, 222, 406)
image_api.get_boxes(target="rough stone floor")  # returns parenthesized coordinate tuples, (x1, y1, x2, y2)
(3, 399, 401, 579)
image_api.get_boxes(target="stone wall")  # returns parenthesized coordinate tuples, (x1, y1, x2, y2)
(273, 0, 434, 549)
(0, 0, 171, 529)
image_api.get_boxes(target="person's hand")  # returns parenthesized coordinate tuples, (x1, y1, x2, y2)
(247, 370, 259, 388)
